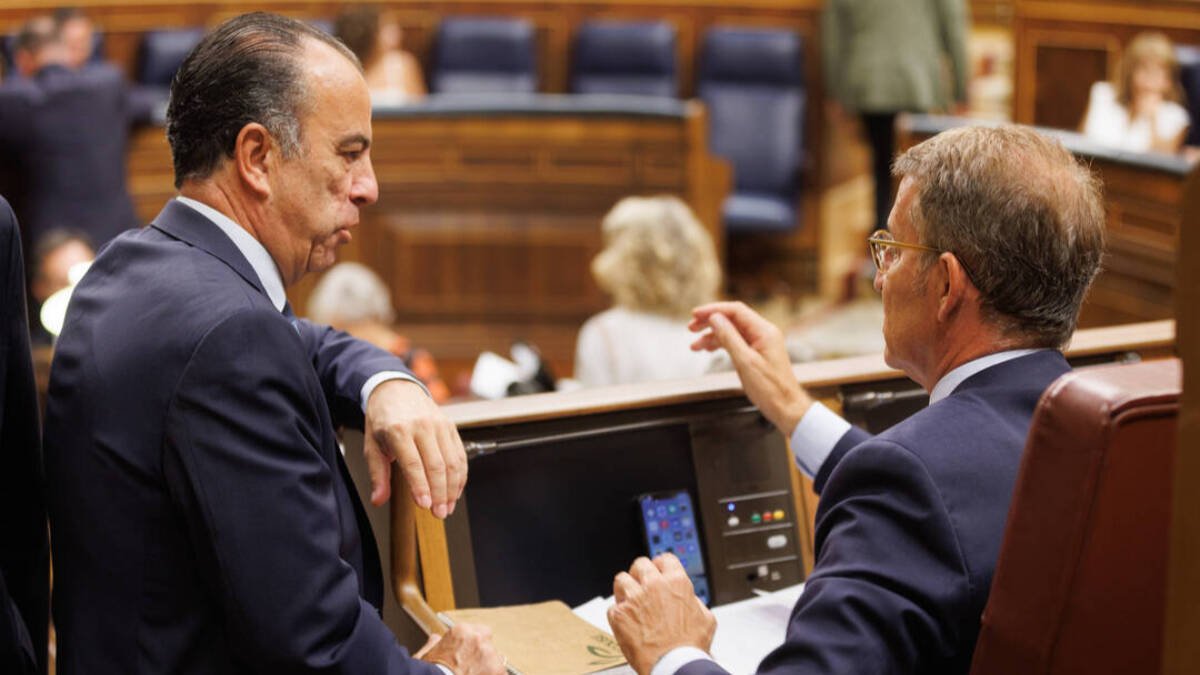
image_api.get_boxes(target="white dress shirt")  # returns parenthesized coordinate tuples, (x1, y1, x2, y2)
(174, 197, 425, 408)
(651, 348, 1046, 675)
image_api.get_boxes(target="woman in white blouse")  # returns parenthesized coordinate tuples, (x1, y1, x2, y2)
(574, 196, 725, 387)
(1082, 32, 1190, 154)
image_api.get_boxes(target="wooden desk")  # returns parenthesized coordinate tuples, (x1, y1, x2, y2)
(898, 114, 1197, 327)
(392, 319, 1174, 629)
(127, 96, 731, 378)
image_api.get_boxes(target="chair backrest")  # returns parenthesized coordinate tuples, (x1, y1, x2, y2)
(970, 358, 1182, 675)
(570, 20, 677, 97)
(1175, 45, 1200, 146)
(697, 27, 804, 197)
(136, 27, 206, 87)
(431, 17, 537, 94)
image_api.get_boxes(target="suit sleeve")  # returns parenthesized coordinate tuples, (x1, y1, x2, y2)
(293, 318, 414, 429)
(0, 197, 48, 675)
(163, 309, 437, 675)
(758, 440, 972, 674)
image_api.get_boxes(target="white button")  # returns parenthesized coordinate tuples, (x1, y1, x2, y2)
(757, 564, 769, 578)
(727, 515, 740, 527)
(767, 534, 788, 549)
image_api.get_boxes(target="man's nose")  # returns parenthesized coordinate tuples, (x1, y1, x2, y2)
(352, 160, 379, 206)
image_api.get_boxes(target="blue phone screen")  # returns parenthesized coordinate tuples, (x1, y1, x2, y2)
(639, 491, 710, 605)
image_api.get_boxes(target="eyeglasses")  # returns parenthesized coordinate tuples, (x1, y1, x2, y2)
(867, 229, 976, 282)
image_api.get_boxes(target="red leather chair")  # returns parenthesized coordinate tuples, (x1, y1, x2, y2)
(971, 358, 1182, 675)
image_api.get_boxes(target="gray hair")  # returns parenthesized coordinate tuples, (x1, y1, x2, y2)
(166, 12, 360, 188)
(306, 262, 396, 325)
(591, 195, 722, 318)
(893, 125, 1106, 348)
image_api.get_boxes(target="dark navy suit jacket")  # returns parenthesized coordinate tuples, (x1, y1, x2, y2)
(44, 200, 439, 674)
(681, 350, 1071, 675)
(0, 195, 48, 675)
(0, 63, 139, 248)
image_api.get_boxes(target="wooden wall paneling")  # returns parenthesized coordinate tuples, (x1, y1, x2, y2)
(1162, 160, 1200, 675)
(1022, 30, 1117, 128)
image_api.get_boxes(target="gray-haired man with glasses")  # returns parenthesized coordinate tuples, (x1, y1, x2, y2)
(607, 125, 1107, 675)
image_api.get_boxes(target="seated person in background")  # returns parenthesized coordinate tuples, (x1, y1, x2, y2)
(28, 229, 94, 346)
(574, 195, 725, 387)
(606, 126, 1106, 674)
(335, 5, 426, 104)
(1082, 32, 1190, 154)
(308, 262, 451, 403)
(0, 15, 139, 248)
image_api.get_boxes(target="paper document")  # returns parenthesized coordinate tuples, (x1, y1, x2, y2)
(573, 583, 805, 674)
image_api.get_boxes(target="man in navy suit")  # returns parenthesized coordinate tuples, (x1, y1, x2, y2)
(43, 13, 501, 675)
(0, 195, 48, 675)
(607, 126, 1107, 674)
(0, 15, 138, 249)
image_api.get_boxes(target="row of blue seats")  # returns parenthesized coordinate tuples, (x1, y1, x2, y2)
(4, 18, 809, 235)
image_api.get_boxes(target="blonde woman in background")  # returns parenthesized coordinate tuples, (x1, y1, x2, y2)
(1082, 32, 1190, 154)
(574, 196, 725, 387)
(308, 262, 450, 402)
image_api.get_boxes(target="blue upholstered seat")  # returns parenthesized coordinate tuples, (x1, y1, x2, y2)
(1175, 45, 1200, 146)
(570, 20, 677, 97)
(136, 28, 206, 87)
(698, 27, 805, 234)
(431, 17, 537, 94)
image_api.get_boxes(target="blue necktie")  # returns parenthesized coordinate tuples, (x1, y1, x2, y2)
(282, 301, 300, 335)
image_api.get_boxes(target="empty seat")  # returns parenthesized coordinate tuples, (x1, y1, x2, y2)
(431, 17, 537, 94)
(136, 27, 206, 88)
(698, 27, 805, 234)
(1175, 45, 1200, 146)
(570, 20, 677, 97)
(970, 358, 1182, 675)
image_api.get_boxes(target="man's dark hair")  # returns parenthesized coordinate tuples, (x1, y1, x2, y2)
(51, 7, 88, 28)
(14, 15, 58, 56)
(166, 12, 360, 188)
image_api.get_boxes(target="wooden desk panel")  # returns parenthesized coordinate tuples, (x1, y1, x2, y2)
(126, 99, 731, 372)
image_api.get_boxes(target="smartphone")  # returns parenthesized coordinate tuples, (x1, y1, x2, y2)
(637, 490, 710, 606)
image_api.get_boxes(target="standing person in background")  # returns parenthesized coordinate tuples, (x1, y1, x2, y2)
(52, 7, 98, 70)
(574, 196, 725, 387)
(0, 14, 139, 249)
(1082, 32, 1190, 154)
(822, 0, 969, 233)
(335, 5, 427, 105)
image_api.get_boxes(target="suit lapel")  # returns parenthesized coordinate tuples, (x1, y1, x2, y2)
(150, 200, 269, 300)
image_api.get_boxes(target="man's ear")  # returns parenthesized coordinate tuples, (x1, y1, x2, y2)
(935, 252, 971, 323)
(234, 123, 274, 198)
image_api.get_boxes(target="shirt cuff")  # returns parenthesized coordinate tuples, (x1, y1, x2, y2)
(789, 401, 851, 478)
(360, 371, 430, 412)
(651, 646, 714, 675)
(434, 664, 454, 675)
